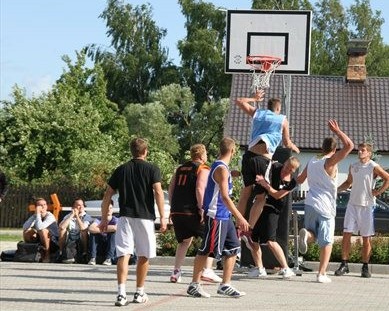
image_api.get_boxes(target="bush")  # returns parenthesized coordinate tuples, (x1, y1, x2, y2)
(301, 236, 389, 264)
(156, 228, 202, 256)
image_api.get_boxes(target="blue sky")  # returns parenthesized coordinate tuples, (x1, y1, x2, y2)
(1, 0, 388, 101)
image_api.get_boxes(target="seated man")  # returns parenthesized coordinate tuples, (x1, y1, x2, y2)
(23, 197, 59, 262)
(88, 200, 118, 266)
(58, 197, 93, 263)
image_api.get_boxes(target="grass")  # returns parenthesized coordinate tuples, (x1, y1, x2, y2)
(0, 234, 22, 242)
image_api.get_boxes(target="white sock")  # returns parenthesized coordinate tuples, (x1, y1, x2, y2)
(136, 286, 144, 295)
(118, 284, 126, 297)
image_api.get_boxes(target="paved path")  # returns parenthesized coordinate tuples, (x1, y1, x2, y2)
(1, 261, 389, 311)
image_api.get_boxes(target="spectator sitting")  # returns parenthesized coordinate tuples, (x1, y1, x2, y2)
(58, 198, 93, 263)
(23, 197, 59, 263)
(88, 200, 118, 266)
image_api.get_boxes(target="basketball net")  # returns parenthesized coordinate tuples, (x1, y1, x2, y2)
(247, 56, 281, 93)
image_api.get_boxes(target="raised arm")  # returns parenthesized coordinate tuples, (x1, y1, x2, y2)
(325, 119, 354, 171)
(235, 90, 265, 117)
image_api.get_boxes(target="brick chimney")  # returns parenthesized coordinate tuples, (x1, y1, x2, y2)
(346, 39, 370, 83)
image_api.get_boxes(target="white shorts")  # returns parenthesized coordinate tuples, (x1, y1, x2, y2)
(115, 217, 156, 258)
(343, 203, 375, 237)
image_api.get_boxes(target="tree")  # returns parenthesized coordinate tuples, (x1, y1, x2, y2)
(347, 0, 389, 76)
(87, 0, 177, 108)
(178, 0, 230, 104)
(151, 83, 228, 162)
(0, 52, 129, 190)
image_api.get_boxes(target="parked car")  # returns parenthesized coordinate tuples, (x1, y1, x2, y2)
(292, 191, 389, 234)
(61, 191, 171, 228)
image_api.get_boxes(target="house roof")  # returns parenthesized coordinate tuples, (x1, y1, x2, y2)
(225, 74, 389, 152)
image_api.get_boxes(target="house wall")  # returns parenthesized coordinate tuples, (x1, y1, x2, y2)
(296, 151, 389, 192)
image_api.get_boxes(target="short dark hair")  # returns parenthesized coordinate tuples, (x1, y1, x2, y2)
(267, 98, 281, 111)
(130, 138, 148, 157)
(322, 137, 337, 154)
(219, 137, 235, 156)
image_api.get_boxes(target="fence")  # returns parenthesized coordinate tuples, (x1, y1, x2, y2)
(0, 185, 99, 228)
(0, 186, 388, 228)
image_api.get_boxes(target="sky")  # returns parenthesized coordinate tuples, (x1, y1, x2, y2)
(1, 0, 388, 101)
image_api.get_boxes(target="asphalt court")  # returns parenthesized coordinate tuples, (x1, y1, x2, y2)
(1, 261, 389, 311)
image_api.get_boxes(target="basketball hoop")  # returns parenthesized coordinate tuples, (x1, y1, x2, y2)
(246, 55, 281, 93)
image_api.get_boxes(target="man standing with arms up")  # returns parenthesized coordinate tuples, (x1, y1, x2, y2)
(335, 142, 389, 278)
(297, 120, 353, 283)
(100, 138, 167, 306)
(187, 137, 250, 298)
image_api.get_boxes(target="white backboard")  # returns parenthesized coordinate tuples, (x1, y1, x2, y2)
(226, 10, 312, 74)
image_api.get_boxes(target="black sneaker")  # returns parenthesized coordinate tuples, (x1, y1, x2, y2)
(334, 263, 349, 276)
(361, 265, 371, 278)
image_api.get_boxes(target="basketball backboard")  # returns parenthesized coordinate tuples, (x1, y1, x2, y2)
(225, 10, 312, 74)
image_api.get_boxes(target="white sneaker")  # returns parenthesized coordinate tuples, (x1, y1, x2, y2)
(201, 268, 222, 283)
(279, 268, 295, 279)
(170, 268, 182, 283)
(115, 295, 127, 306)
(298, 228, 309, 254)
(88, 258, 96, 265)
(317, 273, 332, 283)
(187, 282, 211, 298)
(102, 258, 112, 266)
(133, 292, 148, 303)
(247, 267, 267, 278)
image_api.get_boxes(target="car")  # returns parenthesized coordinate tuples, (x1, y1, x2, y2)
(61, 191, 171, 228)
(292, 191, 389, 234)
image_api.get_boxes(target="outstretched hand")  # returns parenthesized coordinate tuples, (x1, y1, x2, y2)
(254, 89, 265, 101)
(328, 119, 340, 133)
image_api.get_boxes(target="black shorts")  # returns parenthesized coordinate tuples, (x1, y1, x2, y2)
(252, 205, 280, 243)
(241, 151, 271, 195)
(171, 214, 203, 243)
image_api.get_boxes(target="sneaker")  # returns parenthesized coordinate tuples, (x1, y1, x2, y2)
(279, 268, 295, 279)
(361, 265, 371, 278)
(133, 292, 148, 303)
(187, 283, 211, 298)
(201, 268, 222, 283)
(334, 262, 349, 276)
(102, 258, 112, 266)
(240, 231, 255, 252)
(62, 258, 75, 264)
(298, 228, 308, 254)
(115, 295, 127, 306)
(88, 258, 96, 265)
(247, 267, 267, 278)
(217, 284, 246, 298)
(170, 269, 182, 283)
(316, 273, 332, 283)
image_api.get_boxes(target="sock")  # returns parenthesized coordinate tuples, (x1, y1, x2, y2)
(342, 259, 348, 265)
(136, 286, 144, 295)
(362, 262, 368, 267)
(118, 284, 126, 297)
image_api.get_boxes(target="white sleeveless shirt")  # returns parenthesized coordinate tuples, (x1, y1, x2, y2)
(349, 160, 377, 207)
(305, 156, 337, 218)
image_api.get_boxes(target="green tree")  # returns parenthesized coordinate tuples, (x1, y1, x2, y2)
(252, 0, 312, 10)
(178, 0, 229, 104)
(0, 52, 129, 190)
(87, 0, 178, 108)
(347, 0, 389, 76)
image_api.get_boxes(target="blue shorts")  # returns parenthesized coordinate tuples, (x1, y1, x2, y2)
(197, 216, 240, 260)
(304, 204, 335, 248)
